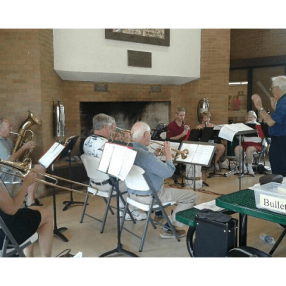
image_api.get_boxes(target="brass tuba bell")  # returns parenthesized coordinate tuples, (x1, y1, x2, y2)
(12, 110, 41, 160)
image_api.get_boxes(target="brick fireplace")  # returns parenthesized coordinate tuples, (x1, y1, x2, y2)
(80, 101, 170, 137)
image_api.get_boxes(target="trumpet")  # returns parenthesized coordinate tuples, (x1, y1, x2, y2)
(0, 158, 97, 196)
(150, 141, 189, 159)
(111, 127, 132, 143)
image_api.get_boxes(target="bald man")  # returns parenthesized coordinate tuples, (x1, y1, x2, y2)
(128, 121, 197, 239)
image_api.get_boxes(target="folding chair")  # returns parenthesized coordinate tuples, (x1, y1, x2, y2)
(80, 154, 134, 233)
(0, 216, 38, 257)
(120, 165, 180, 252)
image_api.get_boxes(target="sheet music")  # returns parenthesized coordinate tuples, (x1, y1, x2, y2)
(176, 143, 215, 166)
(218, 123, 254, 141)
(38, 142, 65, 168)
(192, 144, 215, 165)
(98, 143, 137, 181)
(98, 143, 114, 173)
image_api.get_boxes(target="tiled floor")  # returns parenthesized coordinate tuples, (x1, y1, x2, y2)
(30, 159, 286, 259)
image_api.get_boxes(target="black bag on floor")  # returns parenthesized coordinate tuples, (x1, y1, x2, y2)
(194, 209, 237, 257)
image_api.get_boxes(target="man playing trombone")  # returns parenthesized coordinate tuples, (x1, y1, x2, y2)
(0, 117, 45, 207)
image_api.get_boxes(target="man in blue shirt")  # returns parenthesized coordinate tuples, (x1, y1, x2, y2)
(129, 121, 197, 239)
(252, 75, 286, 176)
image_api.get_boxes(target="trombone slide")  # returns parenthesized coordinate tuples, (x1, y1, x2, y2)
(0, 158, 97, 196)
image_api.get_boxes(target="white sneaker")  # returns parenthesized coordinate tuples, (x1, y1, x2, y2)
(125, 209, 147, 221)
(247, 165, 255, 177)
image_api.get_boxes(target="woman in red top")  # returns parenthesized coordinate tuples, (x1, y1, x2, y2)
(234, 110, 264, 176)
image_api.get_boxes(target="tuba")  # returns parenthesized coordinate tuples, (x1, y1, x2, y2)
(197, 98, 210, 124)
(12, 110, 41, 160)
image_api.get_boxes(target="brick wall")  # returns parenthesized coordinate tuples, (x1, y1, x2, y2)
(0, 29, 231, 158)
(181, 29, 231, 128)
(231, 29, 286, 60)
(0, 29, 63, 161)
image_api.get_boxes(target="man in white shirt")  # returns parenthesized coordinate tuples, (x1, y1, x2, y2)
(83, 113, 146, 221)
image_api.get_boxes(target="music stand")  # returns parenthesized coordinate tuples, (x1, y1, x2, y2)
(227, 129, 257, 191)
(98, 141, 137, 257)
(174, 141, 216, 191)
(100, 176, 137, 257)
(60, 136, 85, 211)
(47, 140, 74, 242)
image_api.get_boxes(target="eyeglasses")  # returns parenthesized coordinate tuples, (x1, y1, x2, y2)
(270, 86, 278, 92)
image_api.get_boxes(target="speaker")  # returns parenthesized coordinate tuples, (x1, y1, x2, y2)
(194, 215, 237, 257)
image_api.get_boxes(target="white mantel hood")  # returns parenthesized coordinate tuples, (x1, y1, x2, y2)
(53, 29, 201, 85)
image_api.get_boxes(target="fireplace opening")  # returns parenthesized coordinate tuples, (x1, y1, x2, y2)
(80, 101, 170, 142)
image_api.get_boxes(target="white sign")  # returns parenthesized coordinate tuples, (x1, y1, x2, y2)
(259, 194, 286, 214)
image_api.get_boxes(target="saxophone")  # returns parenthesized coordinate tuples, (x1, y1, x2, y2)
(11, 110, 41, 160)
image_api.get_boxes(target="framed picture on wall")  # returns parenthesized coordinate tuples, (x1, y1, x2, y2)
(105, 29, 170, 46)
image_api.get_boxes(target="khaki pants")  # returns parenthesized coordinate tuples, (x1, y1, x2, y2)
(130, 186, 197, 228)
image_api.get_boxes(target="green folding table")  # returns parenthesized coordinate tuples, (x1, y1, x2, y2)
(176, 189, 286, 256)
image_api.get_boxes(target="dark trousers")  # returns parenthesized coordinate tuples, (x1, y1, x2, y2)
(269, 135, 286, 177)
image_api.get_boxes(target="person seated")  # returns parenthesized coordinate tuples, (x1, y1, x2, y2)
(83, 113, 146, 221)
(0, 171, 53, 257)
(166, 107, 190, 141)
(129, 121, 197, 239)
(234, 110, 264, 176)
(0, 117, 45, 207)
(196, 111, 226, 171)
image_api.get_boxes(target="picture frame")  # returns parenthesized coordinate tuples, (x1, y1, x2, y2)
(105, 29, 170, 47)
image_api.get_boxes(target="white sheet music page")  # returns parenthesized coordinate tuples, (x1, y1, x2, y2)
(218, 123, 254, 141)
(192, 144, 215, 165)
(38, 142, 65, 168)
(176, 143, 214, 166)
(98, 143, 114, 173)
(178, 143, 198, 163)
(106, 144, 137, 181)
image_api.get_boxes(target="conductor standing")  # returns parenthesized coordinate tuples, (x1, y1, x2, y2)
(252, 75, 286, 177)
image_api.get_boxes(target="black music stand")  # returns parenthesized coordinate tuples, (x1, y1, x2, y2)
(175, 141, 216, 191)
(47, 141, 71, 242)
(100, 176, 137, 257)
(99, 141, 137, 257)
(50, 162, 68, 242)
(224, 129, 257, 191)
(60, 136, 85, 211)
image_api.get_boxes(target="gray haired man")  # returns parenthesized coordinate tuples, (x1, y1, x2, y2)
(83, 113, 147, 220)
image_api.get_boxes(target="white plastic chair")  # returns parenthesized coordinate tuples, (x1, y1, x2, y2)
(80, 154, 134, 233)
(0, 216, 38, 257)
(120, 165, 179, 252)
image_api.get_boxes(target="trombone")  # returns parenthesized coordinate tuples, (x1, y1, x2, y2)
(0, 158, 97, 196)
(150, 141, 189, 159)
